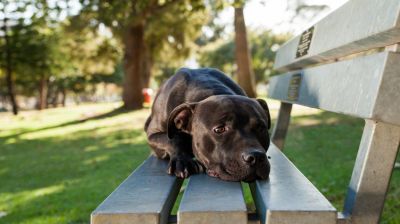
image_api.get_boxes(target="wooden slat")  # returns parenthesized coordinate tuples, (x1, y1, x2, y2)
(251, 144, 337, 224)
(178, 174, 247, 224)
(274, 0, 400, 72)
(268, 52, 400, 126)
(91, 156, 182, 224)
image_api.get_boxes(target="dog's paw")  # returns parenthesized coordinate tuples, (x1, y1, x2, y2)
(206, 169, 220, 178)
(167, 155, 204, 178)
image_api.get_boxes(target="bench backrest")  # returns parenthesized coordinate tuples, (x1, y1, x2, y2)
(268, 0, 400, 125)
(268, 0, 400, 223)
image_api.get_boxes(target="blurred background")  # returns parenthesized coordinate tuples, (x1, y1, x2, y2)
(0, 0, 347, 112)
(1, 0, 399, 224)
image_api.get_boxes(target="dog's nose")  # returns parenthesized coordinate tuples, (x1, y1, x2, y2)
(242, 151, 266, 166)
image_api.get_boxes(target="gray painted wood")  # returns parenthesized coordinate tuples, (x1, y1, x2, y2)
(343, 120, 400, 224)
(274, 0, 400, 72)
(178, 174, 247, 224)
(251, 144, 336, 224)
(271, 102, 292, 150)
(268, 52, 400, 126)
(91, 156, 182, 224)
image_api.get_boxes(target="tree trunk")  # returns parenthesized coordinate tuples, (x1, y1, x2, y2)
(122, 23, 145, 110)
(50, 88, 59, 107)
(38, 76, 48, 110)
(2, 11, 18, 115)
(142, 45, 152, 88)
(60, 88, 66, 107)
(5, 60, 18, 115)
(234, 7, 257, 98)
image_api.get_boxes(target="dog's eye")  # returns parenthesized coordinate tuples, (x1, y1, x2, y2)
(213, 126, 226, 134)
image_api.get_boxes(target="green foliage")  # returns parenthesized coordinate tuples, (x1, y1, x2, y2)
(0, 1, 123, 101)
(198, 30, 291, 83)
(145, 1, 210, 85)
(61, 29, 122, 78)
(10, 24, 67, 95)
(0, 1, 59, 97)
(151, 62, 181, 87)
(198, 39, 236, 75)
(77, 0, 211, 81)
(249, 31, 291, 82)
(146, 1, 207, 60)
(0, 0, 332, 109)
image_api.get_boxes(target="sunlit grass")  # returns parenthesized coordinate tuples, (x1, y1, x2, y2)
(0, 102, 398, 223)
(0, 103, 151, 224)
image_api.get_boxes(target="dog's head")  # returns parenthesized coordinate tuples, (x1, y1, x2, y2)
(167, 95, 271, 182)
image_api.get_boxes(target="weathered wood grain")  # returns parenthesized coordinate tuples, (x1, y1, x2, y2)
(178, 174, 247, 224)
(268, 52, 400, 126)
(91, 156, 182, 224)
(251, 144, 337, 224)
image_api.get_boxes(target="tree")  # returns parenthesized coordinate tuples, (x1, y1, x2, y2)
(56, 25, 122, 106)
(198, 30, 290, 83)
(249, 31, 291, 82)
(0, 0, 71, 111)
(0, 0, 122, 111)
(198, 0, 326, 92)
(233, 1, 256, 97)
(10, 20, 69, 110)
(77, 0, 209, 110)
(1, 1, 19, 115)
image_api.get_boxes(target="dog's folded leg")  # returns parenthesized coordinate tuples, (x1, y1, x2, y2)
(147, 131, 204, 178)
(167, 132, 205, 178)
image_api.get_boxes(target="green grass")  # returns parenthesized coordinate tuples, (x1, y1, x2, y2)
(0, 103, 151, 224)
(0, 102, 399, 223)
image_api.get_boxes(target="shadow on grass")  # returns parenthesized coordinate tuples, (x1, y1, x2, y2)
(0, 107, 130, 141)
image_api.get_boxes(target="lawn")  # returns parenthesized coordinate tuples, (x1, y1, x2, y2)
(0, 102, 399, 224)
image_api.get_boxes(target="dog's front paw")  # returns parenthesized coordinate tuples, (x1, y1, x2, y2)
(167, 154, 204, 178)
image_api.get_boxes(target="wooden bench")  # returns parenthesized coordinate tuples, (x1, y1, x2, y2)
(91, 0, 400, 223)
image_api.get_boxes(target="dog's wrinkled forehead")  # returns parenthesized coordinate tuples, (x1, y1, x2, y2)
(195, 95, 266, 126)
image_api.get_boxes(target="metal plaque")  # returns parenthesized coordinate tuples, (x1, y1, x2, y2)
(296, 26, 314, 58)
(287, 73, 302, 101)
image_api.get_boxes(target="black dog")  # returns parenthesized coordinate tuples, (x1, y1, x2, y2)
(144, 68, 271, 182)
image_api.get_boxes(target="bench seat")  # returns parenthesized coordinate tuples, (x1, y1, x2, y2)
(91, 143, 336, 224)
(251, 144, 336, 224)
(91, 156, 183, 224)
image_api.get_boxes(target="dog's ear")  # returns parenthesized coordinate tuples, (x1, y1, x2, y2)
(256, 99, 271, 130)
(167, 103, 197, 139)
